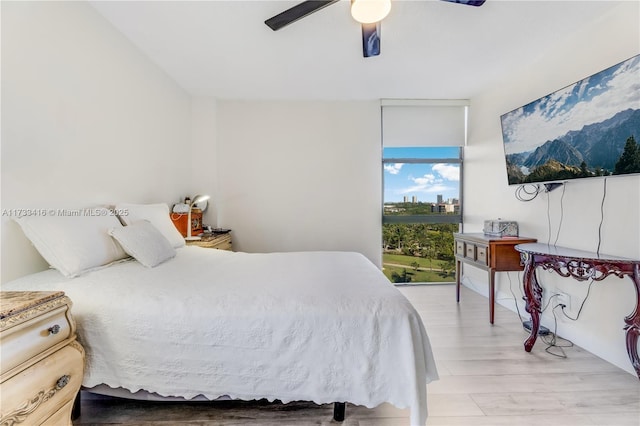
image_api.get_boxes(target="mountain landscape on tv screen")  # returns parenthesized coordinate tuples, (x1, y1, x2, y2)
(505, 108, 640, 184)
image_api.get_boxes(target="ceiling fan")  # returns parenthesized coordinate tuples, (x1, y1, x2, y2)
(265, 0, 486, 58)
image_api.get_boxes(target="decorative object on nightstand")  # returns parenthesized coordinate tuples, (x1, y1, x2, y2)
(171, 210, 202, 237)
(170, 194, 210, 240)
(186, 231, 233, 251)
(0, 291, 84, 425)
(483, 219, 519, 237)
(185, 194, 209, 241)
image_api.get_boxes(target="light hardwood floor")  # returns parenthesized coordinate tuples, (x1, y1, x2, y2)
(74, 284, 640, 426)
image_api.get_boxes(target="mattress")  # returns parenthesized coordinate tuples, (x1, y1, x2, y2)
(2, 247, 438, 424)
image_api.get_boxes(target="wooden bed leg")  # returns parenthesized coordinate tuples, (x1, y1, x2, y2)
(72, 391, 81, 420)
(333, 402, 346, 422)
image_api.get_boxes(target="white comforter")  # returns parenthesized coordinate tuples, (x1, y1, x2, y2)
(2, 247, 438, 425)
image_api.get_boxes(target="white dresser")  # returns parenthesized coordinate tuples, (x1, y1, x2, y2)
(1, 291, 84, 426)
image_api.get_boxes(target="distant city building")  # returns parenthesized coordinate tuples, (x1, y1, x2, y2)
(384, 204, 402, 213)
(437, 194, 443, 204)
(403, 196, 408, 203)
(412, 196, 417, 203)
(431, 200, 460, 214)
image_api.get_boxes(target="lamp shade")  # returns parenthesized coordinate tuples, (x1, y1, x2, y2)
(191, 194, 210, 205)
(351, 0, 391, 24)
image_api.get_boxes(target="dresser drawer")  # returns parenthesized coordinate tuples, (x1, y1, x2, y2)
(476, 246, 488, 265)
(212, 239, 233, 251)
(187, 234, 233, 250)
(465, 243, 476, 260)
(0, 343, 83, 426)
(1, 306, 73, 375)
(42, 399, 75, 426)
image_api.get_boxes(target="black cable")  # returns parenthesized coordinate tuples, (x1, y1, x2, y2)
(540, 292, 560, 313)
(541, 304, 563, 357)
(515, 270, 575, 357)
(546, 191, 552, 245)
(515, 184, 542, 202)
(507, 272, 526, 322)
(596, 177, 607, 256)
(533, 269, 561, 314)
(540, 303, 574, 358)
(511, 270, 560, 329)
(541, 304, 574, 356)
(560, 279, 596, 321)
(553, 183, 566, 247)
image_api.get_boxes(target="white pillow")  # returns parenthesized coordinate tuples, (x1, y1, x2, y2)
(115, 203, 185, 248)
(14, 207, 129, 277)
(108, 220, 176, 268)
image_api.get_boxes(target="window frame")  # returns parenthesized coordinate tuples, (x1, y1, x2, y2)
(382, 148, 464, 225)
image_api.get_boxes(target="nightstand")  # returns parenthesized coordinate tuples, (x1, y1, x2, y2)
(453, 233, 537, 324)
(186, 232, 233, 251)
(0, 291, 84, 426)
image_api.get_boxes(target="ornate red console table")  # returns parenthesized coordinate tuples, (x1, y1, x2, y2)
(515, 243, 640, 379)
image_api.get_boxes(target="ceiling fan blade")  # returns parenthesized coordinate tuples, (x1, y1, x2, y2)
(265, 0, 340, 31)
(440, 0, 486, 6)
(361, 22, 381, 58)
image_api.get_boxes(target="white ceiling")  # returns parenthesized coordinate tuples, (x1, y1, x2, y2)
(89, 0, 623, 100)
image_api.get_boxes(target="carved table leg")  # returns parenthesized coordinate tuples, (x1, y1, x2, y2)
(623, 264, 640, 379)
(456, 259, 461, 303)
(522, 254, 542, 352)
(489, 268, 496, 324)
(333, 402, 346, 421)
(72, 391, 81, 419)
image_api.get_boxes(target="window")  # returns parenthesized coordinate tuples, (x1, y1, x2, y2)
(382, 147, 462, 284)
(380, 100, 467, 285)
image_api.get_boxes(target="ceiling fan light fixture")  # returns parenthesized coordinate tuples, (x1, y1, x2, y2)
(350, 0, 391, 24)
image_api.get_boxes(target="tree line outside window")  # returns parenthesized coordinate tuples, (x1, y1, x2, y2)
(382, 146, 462, 285)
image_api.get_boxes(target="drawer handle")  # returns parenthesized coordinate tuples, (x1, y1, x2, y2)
(48, 324, 61, 335)
(56, 374, 71, 389)
(0, 374, 72, 425)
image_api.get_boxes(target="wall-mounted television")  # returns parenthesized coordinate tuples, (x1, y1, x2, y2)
(500, 54, 640, 186)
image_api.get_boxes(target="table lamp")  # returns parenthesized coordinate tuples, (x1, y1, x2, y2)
(186, 194, 210, 241)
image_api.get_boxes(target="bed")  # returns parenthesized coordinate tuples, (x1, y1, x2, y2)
(3, 203, 439, 425)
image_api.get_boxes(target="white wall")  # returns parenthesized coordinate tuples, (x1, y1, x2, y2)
(190, 97, 218, 226)
(464, 2, 640, 375)
(216, 101, 382, 267)
(1, 1, 193, 282)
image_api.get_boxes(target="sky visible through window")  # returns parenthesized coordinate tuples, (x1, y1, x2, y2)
(383, 147, 460, 203)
